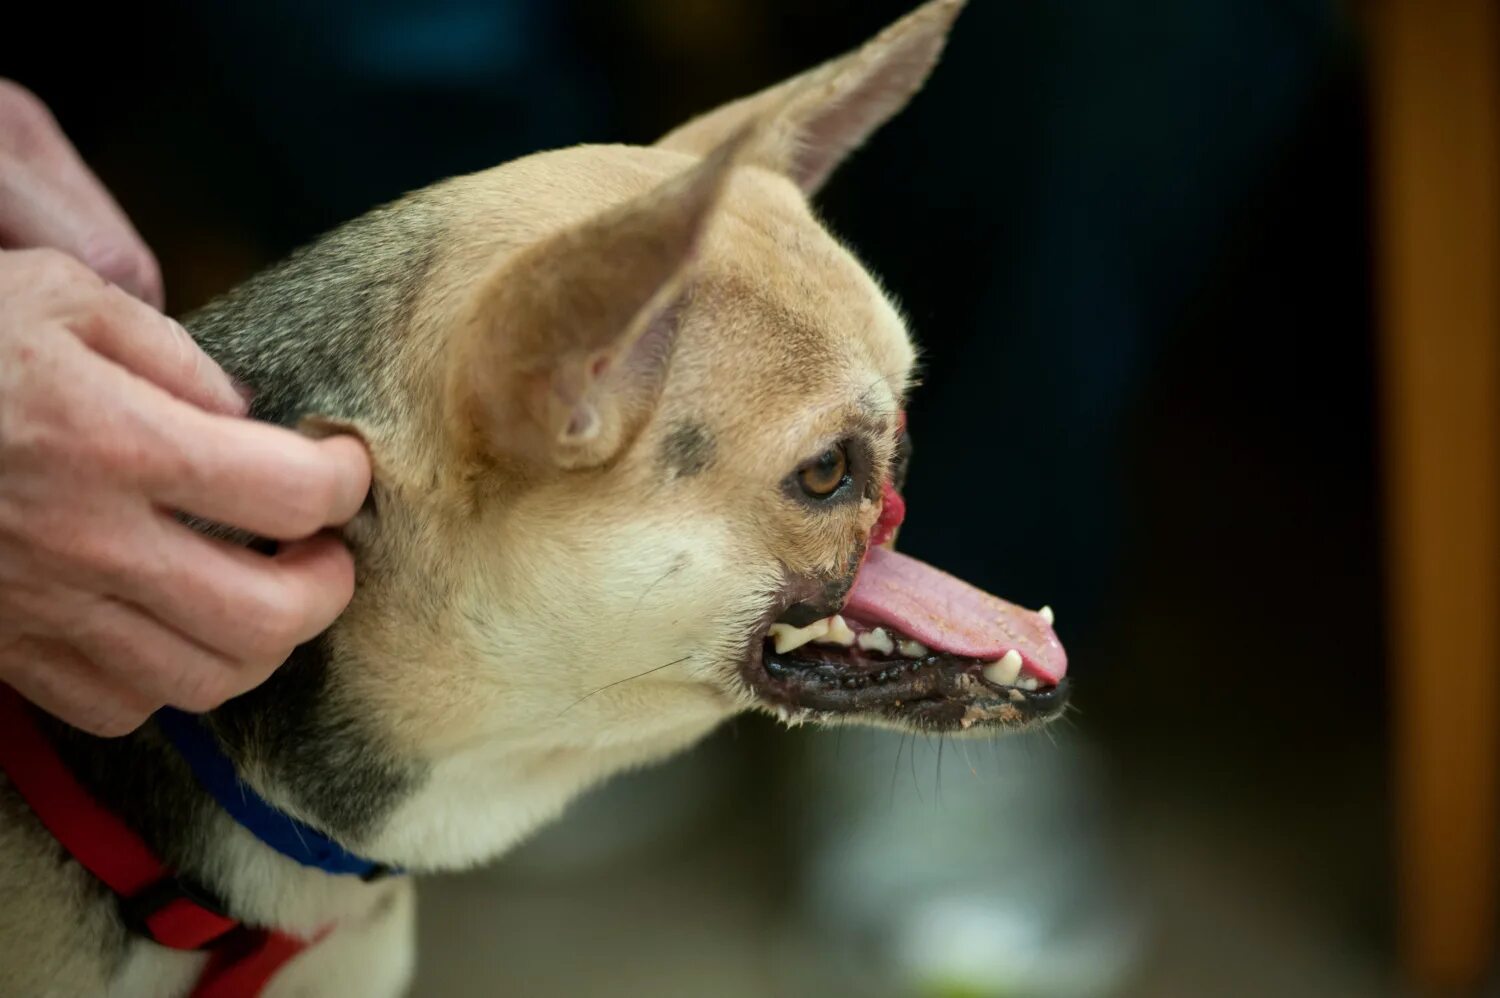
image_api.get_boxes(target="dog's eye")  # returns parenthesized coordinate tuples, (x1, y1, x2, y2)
(798, 446, 849, 499)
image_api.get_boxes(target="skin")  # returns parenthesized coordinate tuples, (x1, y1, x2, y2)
(0, 80, 372, 737)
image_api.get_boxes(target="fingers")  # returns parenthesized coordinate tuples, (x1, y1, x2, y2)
(1, 637, 156, 737)
(131, 392, 371, 538)
(4, 532, 356, 730)
(61, 595, 246, 713)
(0, 80, 162, 306)
(124, 526, 356, 671)
(39, 257, 369, 538)
(64, 276, 245, 417)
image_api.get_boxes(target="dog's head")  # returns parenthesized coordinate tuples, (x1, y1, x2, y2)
(336, 0, 1066, 764)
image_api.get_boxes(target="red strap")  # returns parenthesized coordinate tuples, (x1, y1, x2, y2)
(191, 927, 318, 998)
(0, 685, 173, 899)
(0, 685, 314, 995)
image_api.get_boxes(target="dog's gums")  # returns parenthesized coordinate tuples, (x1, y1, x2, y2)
(750, 623, 1070, 731)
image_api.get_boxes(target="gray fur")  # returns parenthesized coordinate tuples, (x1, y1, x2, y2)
(181, 200, 440, 839)
(187, 196, 440, 429)
(211, 636, 422, 843)
(661, 420, 716, 478)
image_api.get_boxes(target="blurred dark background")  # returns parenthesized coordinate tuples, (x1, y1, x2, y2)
(4, 1, 1418, 994)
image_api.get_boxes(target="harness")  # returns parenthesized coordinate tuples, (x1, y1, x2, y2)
(0, 685, 394, 997)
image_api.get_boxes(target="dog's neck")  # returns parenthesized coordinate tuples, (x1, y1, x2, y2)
(209, 635, 422, 856)
(45, 623, 723, 935)
(39, 636, 412, 934)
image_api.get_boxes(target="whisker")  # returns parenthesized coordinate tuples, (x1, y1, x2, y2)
(909, 730, 923, 803)
(889, 732, 908, 808)
(935, 734, 945, 809)
(957, 737, 980, 778)
(556, 655, 692, 717)
(626, 561, 685, 623)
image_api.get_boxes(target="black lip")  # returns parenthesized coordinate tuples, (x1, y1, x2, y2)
(744, 638, 1070, 732)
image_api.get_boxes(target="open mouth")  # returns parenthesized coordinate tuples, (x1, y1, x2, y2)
(747, 547, 1069, 732)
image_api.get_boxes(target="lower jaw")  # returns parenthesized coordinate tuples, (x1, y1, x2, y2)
(755, 652, 1069, 732)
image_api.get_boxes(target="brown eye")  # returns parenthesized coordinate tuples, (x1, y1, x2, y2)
(798, 446, 848, 499)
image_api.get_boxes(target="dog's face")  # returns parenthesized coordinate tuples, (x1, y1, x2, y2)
(338, 0, 1066, 777)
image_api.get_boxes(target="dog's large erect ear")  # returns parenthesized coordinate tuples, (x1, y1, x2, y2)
(450, 126, 753, 471)
(656, 0, 965, 195)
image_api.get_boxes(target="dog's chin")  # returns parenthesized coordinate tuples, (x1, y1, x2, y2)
(738, 618, 1070, 734)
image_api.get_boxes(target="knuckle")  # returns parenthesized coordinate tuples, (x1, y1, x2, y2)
(289, 469, 339, 535)
(90, 405, 193, 492)
(135, 254, 164, 307)
(81, 698, 149, 738)
(79, 236, 150, 293)
(173, 665, 233, 713)
(22, 246, 89, 287)
(134, 420, 198, 488)
(25, 516, 114, 574)
(0, 80, 60, 157)
(164, 318, 210, 390)
(0, 354, 59, 462)
(241, 586, 304, 659)
(12, 248, 100, 307)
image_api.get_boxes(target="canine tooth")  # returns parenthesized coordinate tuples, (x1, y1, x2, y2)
(1016, 675, 1040, 691)
(1039, 605, 1055, 626)
(857, 628, 895, 655)
(897, 639, 928, 659)
(981, 650, 1023, 687)
(768, 618, 830, 653)
(817, 615, 857, 647)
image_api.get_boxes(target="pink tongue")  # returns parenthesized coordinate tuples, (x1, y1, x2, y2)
(844, 547, 1068, 684)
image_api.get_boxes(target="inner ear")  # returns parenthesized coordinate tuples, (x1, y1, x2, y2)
(449, 124, 755, 471)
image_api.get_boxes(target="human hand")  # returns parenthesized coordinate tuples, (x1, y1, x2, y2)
(0, 79, 163, 307)
(0, 249, 371, 736)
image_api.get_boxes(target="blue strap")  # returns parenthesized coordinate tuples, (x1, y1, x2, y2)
(154, 708, 396, 880)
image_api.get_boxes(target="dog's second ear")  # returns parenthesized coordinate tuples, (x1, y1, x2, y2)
(657, 0, 965, 195)
(450, 126, 753, 472)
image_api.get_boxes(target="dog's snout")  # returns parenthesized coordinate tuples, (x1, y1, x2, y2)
(778, 573, 858, 627)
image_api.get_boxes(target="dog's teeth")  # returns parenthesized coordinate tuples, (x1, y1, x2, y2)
(1039, 605, 1055, 626)
(1016, 675, 1040, 691)
(768, 618, 830, 654)
(981, 650, 1023, 687)
(856, 628, 895, 655)
(817, 615, 857, 647)
(897, 639, 928, 659)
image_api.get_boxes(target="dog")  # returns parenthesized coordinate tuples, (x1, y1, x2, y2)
(0, 2, 1068, 994)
